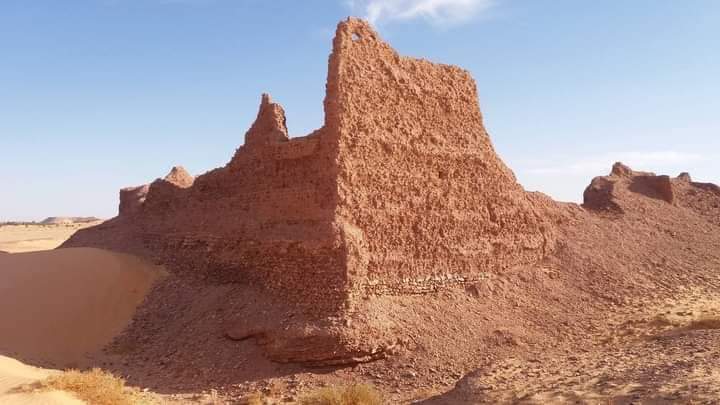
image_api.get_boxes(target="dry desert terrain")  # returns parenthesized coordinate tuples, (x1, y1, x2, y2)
(0, 221, 102, 254)
(1, 18, 719, 405)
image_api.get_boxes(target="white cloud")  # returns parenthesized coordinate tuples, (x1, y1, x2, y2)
(100, 0, 213, 5)
(347, 0, 496, 26)
(523, 151, 705, 176)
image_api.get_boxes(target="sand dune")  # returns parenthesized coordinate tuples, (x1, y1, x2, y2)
(0, 355, 84, 405)
(0, 248, 165, 368)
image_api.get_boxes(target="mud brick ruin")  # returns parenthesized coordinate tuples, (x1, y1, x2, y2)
(64, 18, 559, 364)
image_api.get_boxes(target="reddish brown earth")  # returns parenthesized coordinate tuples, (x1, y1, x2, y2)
(59, 18, 720, 404)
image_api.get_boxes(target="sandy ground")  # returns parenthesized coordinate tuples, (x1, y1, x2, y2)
(0, 355, 84, 405)
(0, 248, 165, 368)
(0, 222, 102, 253)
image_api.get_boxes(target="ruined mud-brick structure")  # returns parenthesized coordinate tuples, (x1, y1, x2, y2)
(64, 18, 557, 363)
(584, 162, 720, 223)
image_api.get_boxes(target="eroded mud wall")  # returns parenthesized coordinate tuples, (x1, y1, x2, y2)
(328, 19, 557, 294)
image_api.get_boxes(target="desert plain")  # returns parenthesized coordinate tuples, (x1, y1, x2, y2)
(0, 220, 101, 254)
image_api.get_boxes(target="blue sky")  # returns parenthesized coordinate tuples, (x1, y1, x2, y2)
(1, 0, 718, 221)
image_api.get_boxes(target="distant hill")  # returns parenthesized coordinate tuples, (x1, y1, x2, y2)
(39, 217, 102, 225)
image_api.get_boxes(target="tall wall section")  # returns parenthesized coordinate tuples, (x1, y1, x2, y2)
(328, 19, 557, 294)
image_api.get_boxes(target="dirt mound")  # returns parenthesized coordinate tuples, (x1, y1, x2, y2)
(425, 293, 720, 404)
(420, 164, 720, 404)
(0, 248, 164, 368)
(63, 17, 558, 365)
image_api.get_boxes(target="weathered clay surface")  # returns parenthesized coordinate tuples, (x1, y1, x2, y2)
(671, 171, 720, 227)
(118, 167, 193, 217)
(163, 166, 194, 188)
(119, 184, 150, 216)
(63, 18, 557, 364)
(329, 20, 557, 296)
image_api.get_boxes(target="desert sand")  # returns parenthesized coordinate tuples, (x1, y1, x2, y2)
(0, 222, 102, 253)
(0, 248, 165, 368)
(0, 355, 83, 405)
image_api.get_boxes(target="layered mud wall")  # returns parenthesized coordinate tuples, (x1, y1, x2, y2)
(65, 18, 557, 312)
(328, 20, 557, 295)
(67, 97, 350, 314)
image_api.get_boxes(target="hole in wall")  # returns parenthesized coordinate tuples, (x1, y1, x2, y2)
(351, 32, 361, 42)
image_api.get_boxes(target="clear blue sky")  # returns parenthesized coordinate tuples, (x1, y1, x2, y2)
(1, 0, 719, 221)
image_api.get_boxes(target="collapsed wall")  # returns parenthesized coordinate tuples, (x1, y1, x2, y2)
(583, 162, 720, 223)
(63, 18, 557, 363)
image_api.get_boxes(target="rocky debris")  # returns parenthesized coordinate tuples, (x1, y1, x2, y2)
(671, 172, 720, 227)
(425, 293, 720, 404)
(411, 162, 720, 403)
